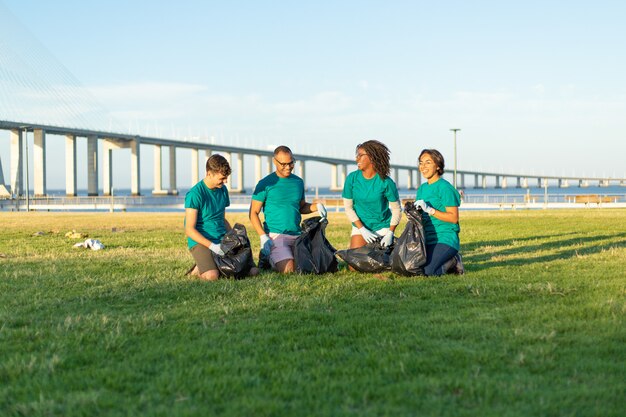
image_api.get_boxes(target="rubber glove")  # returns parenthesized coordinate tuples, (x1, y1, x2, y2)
(209, 242, 225, 256)
(260, 234, 273, 255)
(380, 230, 394, 247)
(359, 226, 378, 243)
(317, 203, 327, 220)
(415, 199, 435, 215)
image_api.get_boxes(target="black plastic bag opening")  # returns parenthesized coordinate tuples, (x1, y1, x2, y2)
(390, 202, 427, 276)
(294, 216, 338, 274)
(213, 223, 257, 279)
(336, 240, 393, 273)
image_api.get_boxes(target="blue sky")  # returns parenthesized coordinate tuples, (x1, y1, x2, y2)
(1, 0, 625, 190)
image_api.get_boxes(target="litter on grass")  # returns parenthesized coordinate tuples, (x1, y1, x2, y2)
(73, 239, 105, 250)
(65, 230, 88, 239)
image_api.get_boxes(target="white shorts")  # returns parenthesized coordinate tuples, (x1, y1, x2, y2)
(269, 233, 299, 264)
(350, 226, 390, 238)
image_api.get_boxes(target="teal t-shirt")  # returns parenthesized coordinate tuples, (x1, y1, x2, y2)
(184, 180, 230, 249)
(342, 170, 399, 231)
(416, 177, 461, 250)
(252, 173, 305, 235)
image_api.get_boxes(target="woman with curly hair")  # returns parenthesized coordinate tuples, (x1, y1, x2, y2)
(342, 140, 401, 250)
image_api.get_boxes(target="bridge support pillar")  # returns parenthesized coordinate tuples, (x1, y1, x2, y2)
(0, 154, 8, 197)
(407, 170, 414, 190)
(102, 142, 113, 196)
(516, 177, 521, 188)
(522, 177, 528, 188)
(481, 175, 487, 188)
(87, 135, 99, 196)
(341, 164, 348, 189)
(393, 168, 399, 188)
(168, 146, 178, 195)
(298, 160, 306, 188)
(495, 176, 501, 189)
(205, 149, 212, 167)
(10, 129, 23, 196)
(254, 155, 262, 184)
(266, 156, 272, 176)
(33, 129, 46, 196)
(537, 178, 542, 188)
(191, 149, 199, 185)
(501, 177, 508, 189)
(65, 135, 77, 196)
(459, 174, 465, 189)
(153, 145, 165, 195)
(130, 139, 141, 196)
(231, 153, 244, 193)
(330, 164, 340, 191)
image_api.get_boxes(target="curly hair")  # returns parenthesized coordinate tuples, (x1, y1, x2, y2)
(356, 140, 391, 179)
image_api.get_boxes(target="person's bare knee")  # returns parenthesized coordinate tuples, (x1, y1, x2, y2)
(350, 235, 366, 249)
(199, 269, 220, 281)
(274, 259, 294, 273)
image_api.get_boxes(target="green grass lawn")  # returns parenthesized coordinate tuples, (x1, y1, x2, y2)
(1, 210, 624, 417)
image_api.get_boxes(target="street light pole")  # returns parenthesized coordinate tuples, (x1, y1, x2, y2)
(450, 128, 461, 188)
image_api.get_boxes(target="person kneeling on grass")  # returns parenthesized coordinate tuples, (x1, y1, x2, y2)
(249, 145, 327, 274)
(415, 148, 464, 276)
(342, 140, 402, 251)
(185, 154, 259, 281)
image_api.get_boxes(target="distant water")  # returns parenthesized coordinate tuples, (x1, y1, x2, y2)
(41, 184, 626, 198)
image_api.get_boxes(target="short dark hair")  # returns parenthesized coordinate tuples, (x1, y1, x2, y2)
(418, 149, 445, 175)
(206, 154, 231, 176)
(273, 145, 292, 156)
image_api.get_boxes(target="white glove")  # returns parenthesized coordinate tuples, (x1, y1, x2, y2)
(415, 199, 435, 215)
(359, 226, 378, 243)
(260, 234, 273, 255)
(317, 203, 327, 220)
(209, 242, 225, 256)
(380, 230, 394, 247)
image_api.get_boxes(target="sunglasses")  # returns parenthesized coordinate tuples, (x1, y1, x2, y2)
(274, 158, 295, 168)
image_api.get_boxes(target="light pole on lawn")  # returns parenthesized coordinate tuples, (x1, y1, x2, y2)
(450, 128, 461, 188)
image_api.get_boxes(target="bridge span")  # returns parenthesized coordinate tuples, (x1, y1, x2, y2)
(1, 120, 625, 198)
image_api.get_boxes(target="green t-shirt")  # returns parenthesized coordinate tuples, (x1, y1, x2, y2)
(342, 170, 399, 231)
(416, 177, 461, 250)
(252, 173, 305, 235)
(184, 180, 230, 249)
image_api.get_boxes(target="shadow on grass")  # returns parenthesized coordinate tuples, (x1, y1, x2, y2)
(464, 232, 626, 272)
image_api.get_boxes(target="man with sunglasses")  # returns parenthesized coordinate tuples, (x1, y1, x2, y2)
(249, 145, 327, 273)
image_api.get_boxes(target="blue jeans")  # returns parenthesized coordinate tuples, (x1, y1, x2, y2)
(424, 243, 458, 276)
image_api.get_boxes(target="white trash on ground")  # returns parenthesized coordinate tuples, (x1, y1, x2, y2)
(73, 239, 105, 251)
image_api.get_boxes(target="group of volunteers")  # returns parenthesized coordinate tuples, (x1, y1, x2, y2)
(184, 140, 463, 281)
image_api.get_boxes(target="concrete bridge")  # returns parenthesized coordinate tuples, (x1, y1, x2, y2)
(1, 120, 625, 198)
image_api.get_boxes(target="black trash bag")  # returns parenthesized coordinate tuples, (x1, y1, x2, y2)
(390, 202, 427, 276)
(213, 223, 256, 279)
(294, 216, 338, 274)
(336, 240, 393, 273)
